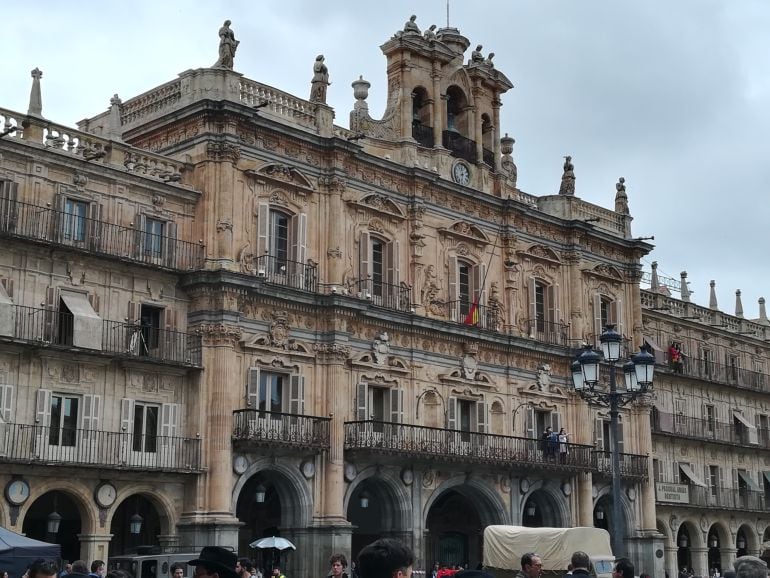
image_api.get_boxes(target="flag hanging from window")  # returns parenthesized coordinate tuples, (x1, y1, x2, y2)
(463, 298, 479, 326)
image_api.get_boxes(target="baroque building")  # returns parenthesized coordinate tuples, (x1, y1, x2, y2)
(643, 266, 770, 577)
(0, 17, 663, 578)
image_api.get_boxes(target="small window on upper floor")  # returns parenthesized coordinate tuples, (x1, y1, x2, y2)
(135, 213, 178, 268)
(527, 279, 564, 345)
(593, 294, 623, 348)
(358, 232, 404, 309)
(448, 257, 484, 325)
(256, 203, 310, 290)
(63, 198, 89, 242)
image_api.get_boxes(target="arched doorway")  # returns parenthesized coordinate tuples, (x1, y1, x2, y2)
(110, 494, 162, 555)
(23, 491, 82, 562)
(593, 492, 631, 555)
(347, 476, 407, 563)
(593, 501, 609, 533)
(706, 529, 721, 574)
(736, 526, 750, 558)
(523, 489, 565, 528)
(677, 524, 693, 573)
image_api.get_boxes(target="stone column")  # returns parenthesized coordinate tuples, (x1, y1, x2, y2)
(665, 546, 679, 578)
(492, 95, 502, 171)
(432, 65, 442, 147)
(720, 548, 737, 573)
(323, 177, 347, 285)
(577, 472, 594, 526)
(472, 84, 483, 164)
(78, 534, 113, 565)
(566, 253, 584, 340)
(636, 404, 657, 532)
(690, 547, 709, 577)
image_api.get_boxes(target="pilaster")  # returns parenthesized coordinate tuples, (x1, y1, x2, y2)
(577, 472, 594, 526)
(77, 533, 113, 565)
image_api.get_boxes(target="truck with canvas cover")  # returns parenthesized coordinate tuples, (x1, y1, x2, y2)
(483, 526, 614, 578)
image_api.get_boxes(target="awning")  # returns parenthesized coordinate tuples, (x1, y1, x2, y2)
(738, 470, 762, 492)
(59, 292, 102, 350)
(643, 335, 664, 352)
(733, 411, 759, 444)
(762, 471, 770, 485)
(679, 463, 708, 488)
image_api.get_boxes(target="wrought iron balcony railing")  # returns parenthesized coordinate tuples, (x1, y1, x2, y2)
(651, 409, 760, 447)
(412, 122, 434, 148)
(5, 304, 202, 367)
(444, 300, 502, 331)
(0, 423, 201, 472)
(657, 352, 768, 391)
(344, 420, 595, 471)
(482, 148, 495, 168)
(523, 318, 571, 346)
(254, 255, 318, 292)
(592, 450, 649, 480)
(655, 479, 768, 511)
(0, 198, 204, 271)
(232, 409, 330, 450)
(353, 278, 412, 312)
(442, 130, 477, 164)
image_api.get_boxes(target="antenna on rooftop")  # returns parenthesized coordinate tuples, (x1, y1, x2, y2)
(446, 0, 450, 27)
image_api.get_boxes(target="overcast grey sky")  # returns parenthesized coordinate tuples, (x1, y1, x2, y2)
(2, 1, 768, 317)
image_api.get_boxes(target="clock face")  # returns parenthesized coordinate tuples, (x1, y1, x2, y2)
(5, 479, 30, 506)
(452, 162, 470, 185)
(95, 482, 117, 508)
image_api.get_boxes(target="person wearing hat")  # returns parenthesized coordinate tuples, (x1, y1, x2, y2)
(189, 547, 240, 578)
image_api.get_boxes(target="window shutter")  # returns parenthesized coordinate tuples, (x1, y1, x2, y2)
(289, 375, 304, 415)
(164, 221, 178, 268)
(162, 308, 177, 331)
(0, 384, 13, 423)
(134, 212, 147, 257)
(88, 202, 104, 252)
(733, 468, 739, 489)
(82, 394, 101, 430)
(448, 255, 458, 314)
(614, 298, 624, 342)
(391, 239, 401, 288)
(35, 389, 52, 427)
(672, 460, 679, 482)
(43, 286, 56, 341)
(593, 293, 603, 347)
(120, 398, 135, 433)
(291, 213, 307, 265)
(386, 239, 400, 288)
(247, 368, 260, 408)
(389, 388, 403, 424)
(594, 417, 604, 451)
(704, 465, 711, 488)
(257, 202, 270, 257)
(718, 466, 723, 489)
(548, 284, 561, 325)
(359, 231, 371, 282)
(161, 403, 179, 438)
(54, 194, 66, 241)
(357, 382, 368, 421)
(477, 400, 487, 433)
(525, 405, 535, 438)
(551, 411, 562, 432)
(0, 180, 19, 232)
(447, 396, 457, 430)
(474, 262, 486, 306)
(528, 277, 537, 331)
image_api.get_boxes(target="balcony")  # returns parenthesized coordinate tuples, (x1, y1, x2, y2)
(0, 423, 201, 473)
(0, 198, 204, 271)
(651, 409, 761, 447)
(656, 352, 769, 392)
(255, 255, 318, 292)
(353, 278, 412, 312)
(5, 304, 202, 367)
(482, 148, 495, 168)
(592, 450, 649, 480)
(441, 300, 501, 331)
(232, 409, 330, 451)
(412, 122, 434, 148)
(523, 318, 571, 346)
(442, 131, 477, 164)
(655, 480, 768, 512)
(344, 421, 595, 472)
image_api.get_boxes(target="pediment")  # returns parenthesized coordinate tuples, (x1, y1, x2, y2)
(350, 353, 410, 374)
(246, 162, 315, 190)
(440, 221, 490, 245)
(584, 263, 625, 283)
(517, 244, 561, 264)
(348, 193, 406, 220)
(439, 369, 496, 391)
(241, 334, 314, 358)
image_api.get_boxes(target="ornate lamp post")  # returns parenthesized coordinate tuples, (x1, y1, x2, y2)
(570, 325, 655, 557)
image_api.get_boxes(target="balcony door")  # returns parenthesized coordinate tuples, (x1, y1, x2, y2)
(447, 397, 487, 454)
(120, 399, 179, 468)
(35, 390, 101, 464)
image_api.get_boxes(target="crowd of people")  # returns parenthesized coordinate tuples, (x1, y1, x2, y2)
(5, 539, 770, 578)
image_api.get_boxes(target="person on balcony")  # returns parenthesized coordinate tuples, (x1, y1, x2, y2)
(669, 343, 684, 373)
(558, 428, 570, 464)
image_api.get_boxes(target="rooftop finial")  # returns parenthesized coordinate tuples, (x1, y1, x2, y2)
(28, 67, 43, 117)
(615, 177, 629, 215)
(558, 155, 575, 195)
(680, 271, 691, 302)
(214, 20, 239, 69)
(107, 94, 123, 141)
(759, 298, 768, 325)
(709, 280, 719, 310)
(735, 289, 744, 318)
(650, 261, 660, 292)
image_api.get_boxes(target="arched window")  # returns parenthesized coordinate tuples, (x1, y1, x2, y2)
(256, 202, 309, 289)
(412, 86, 433, 147)
(526, 278, 563, 344)
(359, 231, 405, 310)
(443, 86, 475, 163)
(481, 113, 494, 166)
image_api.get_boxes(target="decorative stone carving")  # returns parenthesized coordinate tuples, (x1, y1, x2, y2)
(535, 364, 552, 391)
(559, 155, 575, 195)
(401, 468, 413, 485)
(268, 311, 290, 348)
(301, 460, 315, 479)
(314, 342, 351, 361)
(344, 462, 357, 482)
(421, 264, 440, 305)
(500, 134, 517, 187)
(372, 332, 390, 365)
(309, 55, 330, 104)
(195, 323, 242, 346)
(462, 342, 479, 380)
(206, 141, 240, 163)
(520, 478, 530, 494)
(214, 20, 239, 69)
(216, 218, 233, 232)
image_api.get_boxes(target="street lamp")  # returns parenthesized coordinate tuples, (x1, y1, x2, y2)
(570, 325, 655, 558)
(46, 510, 62, 535)
(255, 484, 267, 503)
(130, 513, 143, 535)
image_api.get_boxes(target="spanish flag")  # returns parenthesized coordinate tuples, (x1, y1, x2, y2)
(463, 298, 479, 326)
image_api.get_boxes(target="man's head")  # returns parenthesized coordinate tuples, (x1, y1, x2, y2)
(171, 565, 185, 578)
(72, 562, 89, 575)
(272, 568, 281, 577)
(28, 560, 57, 578)
(358, 538, 414, 578)
(570, 552, 590, 572)
(330, 555, 348, 576)
(520, 553, 542, 578)
(188, 547, 239, 578)
(236, 560, 253, 578)
(613, 558, 634, 578)
(91, 562, 105, 576)
(65, 565, 73, 574)
(734, 556, 768, 578)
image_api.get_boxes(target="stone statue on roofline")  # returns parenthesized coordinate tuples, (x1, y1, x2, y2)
(471, 44, 485, 64)
(214, 20, 239, 69)
(310, 54, 330, 104)
(424, 24, 437, 41)
(559, 155, 575, 195)
(403, 15, 420, 35)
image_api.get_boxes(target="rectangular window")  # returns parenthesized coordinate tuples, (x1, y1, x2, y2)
(144, 218, 165, 258)
(63, 199, 88, 242)
(709, 465, 719, 496)
(132, 403, 159, 453)
(728, 355, 740, 382)
(49, 394, 79, 447)
(259, 372, 285, 417)
(269, 210, 289, 269)
(459, 262, 471, 315)
(371, 239, 384, 298)
(139, 305, 163, 353)
(705, 404, 715, 436)
(701, 348, 714, 378)
(535, 283, 546, 331)
(600, 298, 611, 329)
